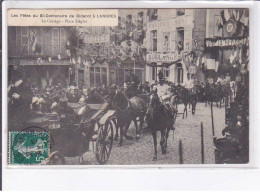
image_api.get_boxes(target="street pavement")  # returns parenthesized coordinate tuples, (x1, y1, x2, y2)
(65, 102, 225, 165)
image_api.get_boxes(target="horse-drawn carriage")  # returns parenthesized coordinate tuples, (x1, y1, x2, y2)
(9, 102, 116, 165)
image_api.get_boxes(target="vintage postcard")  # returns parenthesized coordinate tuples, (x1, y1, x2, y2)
(4, 6, 249, 166)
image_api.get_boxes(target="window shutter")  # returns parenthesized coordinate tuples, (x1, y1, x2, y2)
(146, 32, 151, 51)
(184, 30, 192, 51)
(16, 27, 21, 56)
(157, 31, 162, 52)
(158, 9, 163, 21)
(60, 28, 67, 57)
(43, 28, 52, 56)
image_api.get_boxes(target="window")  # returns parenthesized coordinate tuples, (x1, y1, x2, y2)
(95, 67, 101, 85)
(101, 68, 107, 85)
(151, 30, 157, 52)
(137, 12, 144, 29)
(21, 27, 29, 55)
(14, 27, 42, 56)
(177, 9, 185, 16)
(118, 17, 122, 28)
(90, 67, 95, 86)
(176, 28, 184, 52)
(50, 28, 67, 56)
(126, 15, 132, 25)
(89, 67, 108, 86)
(176, 63, 183, 83)
(164, 69, 170, 78)
(150, 9, 158, 21)
(52, 28, 60, 56)
(152, 66, 157, 81)
(163, 32, 170, 52)
(8, 27, 17, 56)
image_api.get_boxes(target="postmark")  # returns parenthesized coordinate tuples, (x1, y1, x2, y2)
(9, 126, 51, 165)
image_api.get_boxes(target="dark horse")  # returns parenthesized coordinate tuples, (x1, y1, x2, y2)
(107, 88, 147, 146)
(171, 85, 198, 118)
(146, 89, 177, 161)
(204, 83, 229, 108)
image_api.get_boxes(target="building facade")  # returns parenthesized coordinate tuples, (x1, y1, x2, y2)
(76, 9, 148, 88)
(204, 9, 249, 81)
(145, 9, 207, 84)
(8, 26, 70, 88)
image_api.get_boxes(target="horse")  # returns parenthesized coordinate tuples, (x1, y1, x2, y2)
(107, 87, 147, 146)
(171, 85, 193, 118)
(204, 83, 229, 108)
(146, 88, 176, 161)
(189, 86, 199, 115)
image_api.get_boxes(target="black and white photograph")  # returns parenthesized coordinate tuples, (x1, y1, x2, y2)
(7, 8, 249, 165)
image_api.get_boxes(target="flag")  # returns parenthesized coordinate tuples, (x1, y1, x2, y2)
(37, 58, 42, 65)
(217, 16, 224, 30)
(240, 10, 249, 26)
(233, 9, 240, 21)
(220, 10, 227, 25)
(30, 31, 37, 52)
(201, 56, 206, 65)
(83, 60, 88, 66)
(196, 57, 200, 67)
(77, 57, 81, 64)
(229, 53, 235, 64)
(66, 49, 71, 57)
(239, 49, 242, 64)
(72, 58, 76, 65)
(224, 9, 231, 22)
(215, 61, 219, 72)
(30, 31, 41, 54)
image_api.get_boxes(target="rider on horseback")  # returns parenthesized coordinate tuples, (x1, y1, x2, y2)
(153, 71, 176, 118)
(153, 70, 172, 102)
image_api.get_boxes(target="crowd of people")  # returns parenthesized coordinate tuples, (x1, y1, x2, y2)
(8, 66, 249, 164)
(214, 72, 249, 163)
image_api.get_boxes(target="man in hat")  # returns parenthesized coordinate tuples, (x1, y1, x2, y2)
(153, 71, 176, 121)
(67, 85, 78, 103)
(153, 70, 172, 101)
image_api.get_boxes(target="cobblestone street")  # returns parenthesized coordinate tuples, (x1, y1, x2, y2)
(65, 102, 225, 165)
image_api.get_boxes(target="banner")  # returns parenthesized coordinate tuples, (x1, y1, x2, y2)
(205, 37, 248, 48)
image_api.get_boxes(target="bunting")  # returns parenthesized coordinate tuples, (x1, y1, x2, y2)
(30, 31, 41, 54)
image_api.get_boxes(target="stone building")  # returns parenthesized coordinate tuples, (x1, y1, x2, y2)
(204, 9, 249, 81)
(8, 26, 70, 88)
(77, 9, 148, 87)
(145, 9, 207, 84)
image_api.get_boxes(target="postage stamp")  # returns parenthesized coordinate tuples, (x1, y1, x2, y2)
(9, 131, 50, 165)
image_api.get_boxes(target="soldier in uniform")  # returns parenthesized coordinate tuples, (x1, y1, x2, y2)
(153, 71, 172, 101)
(153, 71, 176, 117)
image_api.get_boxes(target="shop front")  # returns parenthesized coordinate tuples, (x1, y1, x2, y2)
(146, 51, 186, 84)
(204, 36, 249, 81)
(9, 57, 71, 88)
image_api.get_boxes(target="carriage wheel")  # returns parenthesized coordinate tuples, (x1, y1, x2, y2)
(95, 121, 114, 165)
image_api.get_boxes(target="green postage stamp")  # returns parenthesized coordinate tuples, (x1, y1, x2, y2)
(9, 131, 50, 165)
